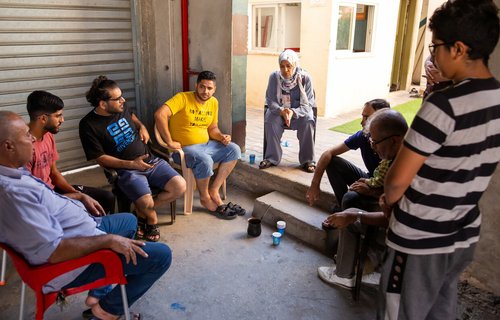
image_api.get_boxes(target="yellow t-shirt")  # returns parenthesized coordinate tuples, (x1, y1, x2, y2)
(165, 92, 218, 146)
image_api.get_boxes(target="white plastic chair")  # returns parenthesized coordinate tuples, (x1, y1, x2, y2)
(154, 125, 226, 214)
(1, 249, 6, 286)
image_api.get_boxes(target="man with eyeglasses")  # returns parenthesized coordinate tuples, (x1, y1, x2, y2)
(26, 90, 115, 215)
(79, 76, 186, 242)
(317, 109, 408, 288)
(306, 99, 390, 213)
(379, 1, 500, 318)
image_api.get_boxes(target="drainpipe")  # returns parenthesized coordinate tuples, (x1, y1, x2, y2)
(181, 0, 189, 91)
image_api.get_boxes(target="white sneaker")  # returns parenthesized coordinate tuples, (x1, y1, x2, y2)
(317, 266, 355, 289)
(361, 272, 381, 286)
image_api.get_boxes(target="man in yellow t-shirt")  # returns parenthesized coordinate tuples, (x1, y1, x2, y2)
(155, 71, 243, 219)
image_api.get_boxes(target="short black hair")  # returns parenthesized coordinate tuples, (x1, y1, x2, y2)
(86, 75, 120, 107)
(366, 99, 390, 111)
(197, 71, 216, 83)
(429, 0, 499, 65)
(27, 90, 64, 120)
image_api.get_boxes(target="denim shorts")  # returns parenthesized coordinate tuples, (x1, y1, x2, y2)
(172, 140, 241, 179)
(116, 157, 179, 202)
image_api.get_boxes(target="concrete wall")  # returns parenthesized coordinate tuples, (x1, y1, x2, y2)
(468, 0, 500, 295)
(134, 0, 183, 131)
(232, 0, 249, 151)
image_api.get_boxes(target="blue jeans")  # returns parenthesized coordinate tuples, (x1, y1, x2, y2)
(173, 140, 241, 179)
(63, 213, 172, 316)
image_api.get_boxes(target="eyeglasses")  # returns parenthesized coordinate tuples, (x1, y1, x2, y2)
(369, 134, 400, 146)
(107, 95, 124, 102)
(428, 42, 453, 56)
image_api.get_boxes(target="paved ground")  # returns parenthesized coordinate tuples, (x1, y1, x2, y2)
(0, 185, 379, 320)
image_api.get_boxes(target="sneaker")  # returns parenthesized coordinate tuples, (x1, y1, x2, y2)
(361, 272, 381, 286)
(317, 266, 355, 289)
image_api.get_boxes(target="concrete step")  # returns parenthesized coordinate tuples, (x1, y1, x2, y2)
(253, 191, 337, 255)
(229, 161, 337, 212)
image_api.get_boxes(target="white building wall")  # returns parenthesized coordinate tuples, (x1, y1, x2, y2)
(325, 1, 400, 117)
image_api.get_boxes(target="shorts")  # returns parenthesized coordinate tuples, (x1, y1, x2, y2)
(116, 157, 179, 202)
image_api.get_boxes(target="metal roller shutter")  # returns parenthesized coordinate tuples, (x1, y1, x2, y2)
(0, 0, 137, 170)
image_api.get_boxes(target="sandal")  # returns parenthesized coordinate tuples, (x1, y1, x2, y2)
(143, 223, 160, 242)
(209, 205, 237, 220)
(259, 159, 275, 169)
(301, 161, 316, 173)
(226, 202, 246, 216)
(135, 217, 147, 240)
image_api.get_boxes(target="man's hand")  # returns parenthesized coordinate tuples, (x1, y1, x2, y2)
(167, 140, 182, 150)
(220, 134, 231, 146)
(108, 235, 148, 265)
(72, 192, 106, 217)
(138, 125, 150, 143)
(323, 211, 356, 229)
(348, 180, 371, 195)
(130, 154, 154, 171)
(280, 108, 294, 127)
(424, 59, 449, 85)
(306, 185, 320, 206)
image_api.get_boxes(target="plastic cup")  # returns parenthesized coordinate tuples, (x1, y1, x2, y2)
(249, 154, 256, 164)
(247, 218, 262, 237)
(272, 232, 282, 245)
(277, 220, 286, 235)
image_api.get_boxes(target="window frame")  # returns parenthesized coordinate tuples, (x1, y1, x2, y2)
(335, 2, 375, 56)
(250, 2, 301, 53)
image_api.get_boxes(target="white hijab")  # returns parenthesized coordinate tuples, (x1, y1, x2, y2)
(277, 50, 309, 108)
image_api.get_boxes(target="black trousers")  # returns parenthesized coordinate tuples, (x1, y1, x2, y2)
(55, 185, 116, 214)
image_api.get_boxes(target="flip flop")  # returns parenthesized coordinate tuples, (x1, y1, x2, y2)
(209, 205, 237, 220)
(226, 202, 246, 216)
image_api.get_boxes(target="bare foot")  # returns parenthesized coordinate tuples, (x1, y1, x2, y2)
(85, 295, 99, 307)
(200, 197, 218, 211)
(91, 303, 119, 320)
(208, 188, 223, 206)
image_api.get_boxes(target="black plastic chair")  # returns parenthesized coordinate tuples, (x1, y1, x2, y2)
(352, 225, 377, 301)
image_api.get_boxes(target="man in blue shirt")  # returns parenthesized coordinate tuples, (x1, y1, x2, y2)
(306, 99, 390, 211)
(0, 111, 172, 320)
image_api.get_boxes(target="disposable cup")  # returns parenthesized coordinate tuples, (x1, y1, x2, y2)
(272, 232, 282, 245)
(277, 220, 286, 235)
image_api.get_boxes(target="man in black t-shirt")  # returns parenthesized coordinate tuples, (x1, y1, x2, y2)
(80, 76, 186, 242)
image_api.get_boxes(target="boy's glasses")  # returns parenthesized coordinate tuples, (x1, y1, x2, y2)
(428, 42, 453, 56)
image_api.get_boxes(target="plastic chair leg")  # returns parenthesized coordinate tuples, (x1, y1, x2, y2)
(183, 169, 195, 214)
(0, 249, 6, 286)
(19, 282, 25, 320)
(120, 284, 130, 320)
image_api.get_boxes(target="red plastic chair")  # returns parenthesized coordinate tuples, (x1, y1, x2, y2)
(0, 243, 130, 320)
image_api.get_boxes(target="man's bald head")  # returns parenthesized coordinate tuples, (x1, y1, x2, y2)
(0, 111, 34, 168)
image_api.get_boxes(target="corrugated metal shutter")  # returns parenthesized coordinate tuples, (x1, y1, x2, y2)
(0, 0, 137, 170)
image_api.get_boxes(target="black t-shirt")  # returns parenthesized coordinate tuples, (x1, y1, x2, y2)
(79, 107, 149, 161)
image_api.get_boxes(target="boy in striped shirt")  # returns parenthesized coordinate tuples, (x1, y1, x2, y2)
(379, 0, 500, 319)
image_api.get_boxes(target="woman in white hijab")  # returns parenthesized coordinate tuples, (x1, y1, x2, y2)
(259, 49, 316, 172)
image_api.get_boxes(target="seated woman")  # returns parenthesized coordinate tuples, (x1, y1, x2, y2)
(259, 49, 316, 173)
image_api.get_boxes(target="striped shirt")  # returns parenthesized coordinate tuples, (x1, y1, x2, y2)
(387, 78, 500, 255)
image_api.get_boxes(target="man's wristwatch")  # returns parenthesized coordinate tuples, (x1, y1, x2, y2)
(356, 211, 363, 224)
